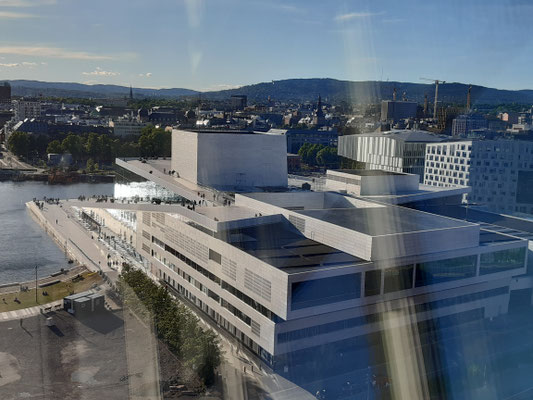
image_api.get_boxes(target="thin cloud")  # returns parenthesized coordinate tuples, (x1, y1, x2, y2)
(82, 67, 119, 76)
(202, 83, 242, 91)
(0, 11, 36, 18)
(0, 46, 114, 60)
(138, 72, 152, 78)
(0, 61, 38, 67)
(335, 11, 383, 21)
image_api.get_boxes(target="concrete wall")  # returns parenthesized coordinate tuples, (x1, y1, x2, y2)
(171, 129, 287, 189)
(196, 132, 287, 189)
(326, 170, 419, 196)
(171, 130, 198, 183)
(137, 211, 290, 354)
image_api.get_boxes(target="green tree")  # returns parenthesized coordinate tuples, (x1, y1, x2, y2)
(98, 134, 115, 162)
(138, 126, 171, 157)
(298, 143, 325, 166)
(316, 146, 338, 167)
(118, 266, 222, 387)
(297, 143, 312, 164)
(119, 142, 140, 157)
(46, 140, 63, 154)
(86, 158, 98, 172)
(61, 134, 85, 161)
(7, 131, 30, 157)
(85, 132, 100, 159)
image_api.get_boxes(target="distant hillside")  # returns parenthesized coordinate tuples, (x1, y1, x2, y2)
(3, 78, 533, 105)
(202, 78, 533, 105)
(6, 80, 199, 99)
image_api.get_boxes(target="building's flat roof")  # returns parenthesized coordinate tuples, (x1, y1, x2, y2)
(353, 129, 446, 142)
(329, 169, 405, 177)
(416, 204, 533, 239)
(361, 184, 470, 205)
(195, 205, 258, 222)
(479, 230, 525, 245)
(296, 206, 474, 236)
(222, 220, 368, 273)
(182, 129, 268, 135)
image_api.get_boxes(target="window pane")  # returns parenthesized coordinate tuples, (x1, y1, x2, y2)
(291, 274, 361, 310)
(365, 269, 381, 296)
(384, 265, 413, 293)
(480, 247, 525, 275)
(415, 255, 477, 287)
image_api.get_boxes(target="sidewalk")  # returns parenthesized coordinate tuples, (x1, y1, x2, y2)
(0, 300, 62, 322)
(0, 265, 87, 295)
(27, 201, 119, 283)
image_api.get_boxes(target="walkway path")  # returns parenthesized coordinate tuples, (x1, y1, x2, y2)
(27, 201, 119, 283)
(0, 300, 62, 321)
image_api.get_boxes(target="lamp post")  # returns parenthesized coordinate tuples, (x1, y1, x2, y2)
(35, 265, 38, 304)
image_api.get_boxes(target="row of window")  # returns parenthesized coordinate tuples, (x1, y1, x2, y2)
(286, 250, 524, 310)
(427, 155, 469, 164)
(161, 276, 273, 365)
(427, 144, 472, 155)
(152, 235, 282, 322)
(277, 287, 508, 344)
(365, 250, 524, 297)
(161, 265, 252, 328)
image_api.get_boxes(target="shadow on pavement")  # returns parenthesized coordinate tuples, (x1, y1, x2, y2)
(78, 310, 124, 334)
(48, 325, 64, 337)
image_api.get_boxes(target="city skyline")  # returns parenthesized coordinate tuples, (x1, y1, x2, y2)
(0, 0, 531, 91)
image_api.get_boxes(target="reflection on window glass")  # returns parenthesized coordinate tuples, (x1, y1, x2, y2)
(416, 255, 477, 287)
(384, 265, 414, 293)
(480, 247, 525, 275)
(291, 274, 361, 309)
(365, 269, 381, 296)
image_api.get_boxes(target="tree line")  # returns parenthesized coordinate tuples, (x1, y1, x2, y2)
(118, 265, 222, 388)
(6, 124, 171, 165)
(297, 143, 338, 168)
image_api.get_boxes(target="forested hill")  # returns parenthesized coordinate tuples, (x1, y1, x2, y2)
(6, 80, 198, 99)
(201, 78, 533, 105)
(4, 78, 533, 105)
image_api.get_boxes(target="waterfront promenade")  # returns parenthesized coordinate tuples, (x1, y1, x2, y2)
(27, 200, 120, 283)
(25, 199, 315, 400)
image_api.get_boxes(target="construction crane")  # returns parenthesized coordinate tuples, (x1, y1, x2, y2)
(420, 78, 446, 119)
(466, 84, 472, 113)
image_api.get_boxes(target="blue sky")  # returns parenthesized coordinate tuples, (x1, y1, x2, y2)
(0, 0, 531, 91)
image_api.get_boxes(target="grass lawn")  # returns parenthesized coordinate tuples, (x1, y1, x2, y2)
(0, 271, 103, 313)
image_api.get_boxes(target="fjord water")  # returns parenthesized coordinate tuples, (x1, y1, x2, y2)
(0, 181, 114, 284)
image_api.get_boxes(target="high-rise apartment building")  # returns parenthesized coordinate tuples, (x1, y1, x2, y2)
(0, 82, 11, 103)
(451, 114, 488, 137)
(424, 139, 533, 215)
(13, 99, 42, 121)
(380, 100, 418, 123)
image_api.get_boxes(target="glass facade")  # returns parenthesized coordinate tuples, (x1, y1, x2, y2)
(291, 274, 361, 310)
(365, 269, 381, 296)
(415, 255, 477, 287)
(384, 265, 414, 293)
(480, 247, 526, 275)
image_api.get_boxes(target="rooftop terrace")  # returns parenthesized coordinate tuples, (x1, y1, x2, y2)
(221, 220, 368, 274)
(296, 206, 476, 236)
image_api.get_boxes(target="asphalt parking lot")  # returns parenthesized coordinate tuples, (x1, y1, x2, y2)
(0, 309, 129, 400)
